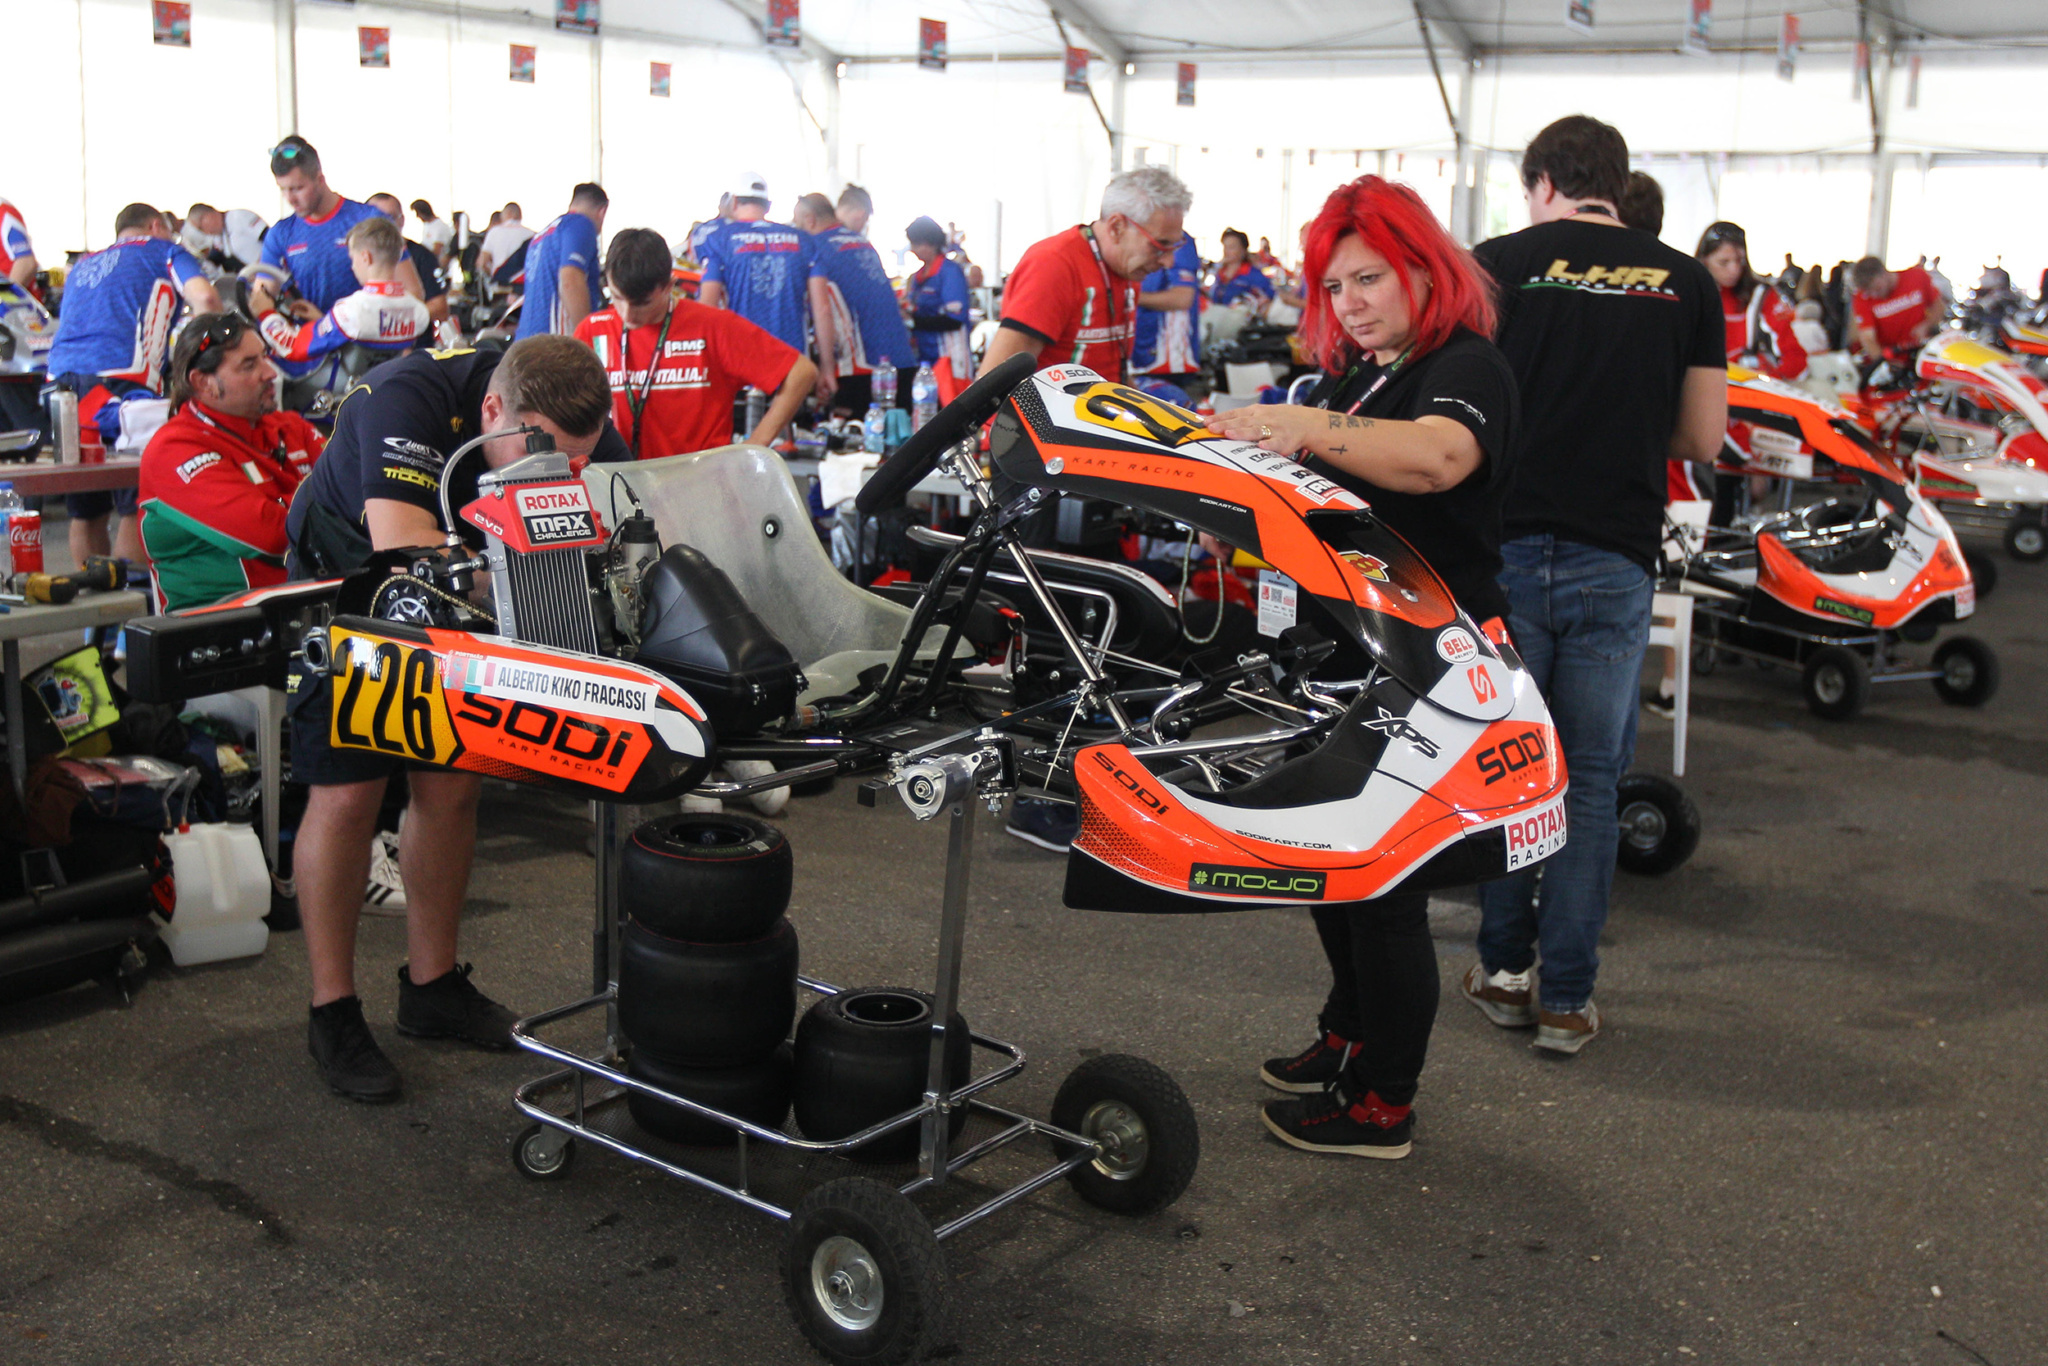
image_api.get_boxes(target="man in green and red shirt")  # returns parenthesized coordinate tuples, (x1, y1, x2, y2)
(138, 313, 323, 611)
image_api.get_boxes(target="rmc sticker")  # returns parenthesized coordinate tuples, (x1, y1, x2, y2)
(1502, 794, 1567, 871)
(1256, 570, 1297, 638)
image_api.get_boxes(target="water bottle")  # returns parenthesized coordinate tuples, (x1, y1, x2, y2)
(874, 366, 898, 408)
(911, 364, 938, 433)
(862, 403, 887, 454)
(0, 482, 20, 580)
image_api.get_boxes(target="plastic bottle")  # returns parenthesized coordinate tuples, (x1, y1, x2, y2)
(874, 366, 898, 408)
(911, 364, 938, 433)
(863, 402, 887, 454)
(0, 482, 20, 581)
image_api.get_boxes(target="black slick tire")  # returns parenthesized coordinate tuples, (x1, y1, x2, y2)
(1801, 645, 1870, 721)
(1049, 1053, 1199, 1215)
(1962, 547, 2000, 599)
(1932, 636, 1999, 706)
(617, 916, 798, 1067)
(626, 1043, 793, 1146)
(620, 813, 792, 941)
(792, 989, 970, 1163)
(780, 1177, 942, 1366)
(1615, 773, 1702, 875)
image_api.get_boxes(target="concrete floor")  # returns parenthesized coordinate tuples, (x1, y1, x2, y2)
(2, 548, 2044, 1366)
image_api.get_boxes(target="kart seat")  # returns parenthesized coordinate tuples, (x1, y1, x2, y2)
(584, 445, 940, 701)
(905, 525, 1183, 661)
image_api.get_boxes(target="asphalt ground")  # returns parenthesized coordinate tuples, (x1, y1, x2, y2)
(2, 541, 2044, 1366)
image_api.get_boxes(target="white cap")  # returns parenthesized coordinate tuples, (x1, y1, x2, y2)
(729, 172, 771, 203)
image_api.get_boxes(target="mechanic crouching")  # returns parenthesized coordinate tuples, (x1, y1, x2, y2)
(283, 335, 631, 1102)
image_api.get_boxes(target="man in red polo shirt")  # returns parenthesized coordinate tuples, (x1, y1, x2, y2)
(1849, 255, 1944, 359)
(981, 166, 1193, 380)
(575, 228, 816, 458)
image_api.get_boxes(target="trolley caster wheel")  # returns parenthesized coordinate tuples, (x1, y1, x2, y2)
(2004, 516, 2048, 563)
(1801, 646, 1870, 721)
(1050, 1054, 1199, 1216)
(1932, 637, 1999, 707)
(782, 1177, 942, 1366)
(1615, 774, 1701, 876)
(511, 1123, 575, 1181)
(1962, 547, 2000, 599)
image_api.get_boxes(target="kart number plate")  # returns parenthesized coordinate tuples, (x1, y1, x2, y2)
(1955, 582, 1975, 617)
(329, 629, 462, 766)
(1502, 793, 1567, 871)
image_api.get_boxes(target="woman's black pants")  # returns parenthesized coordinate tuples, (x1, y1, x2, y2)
(1309, 890, 1438, 1107)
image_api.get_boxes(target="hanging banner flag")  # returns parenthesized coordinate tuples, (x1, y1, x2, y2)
(650, 61, 671, 97)
(358, 26, 390, 67)
(1681, 0, 1710, 56)
(510, 44, 536, 82)
(765, 0, 800, 49)
(1851, 39, 1869, 99)
(918, 18, 947, 71)
(1565, 0, 1594, 36)
(1776, 13, 1799, 81)
(152, 0, 191, 47)
(1064, 46, 1090, 95)
(1177, 62, 1196, 106)
(555, 0, 598, 35)
(1905, 53, 1921, 109)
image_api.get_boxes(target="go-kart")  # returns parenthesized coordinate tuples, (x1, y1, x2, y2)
(227, 263, 386, 417)
(1679, 369, 1995, 721)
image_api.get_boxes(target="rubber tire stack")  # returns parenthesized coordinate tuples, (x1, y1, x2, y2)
(793, 988, 972, 1163)
(615, 813, 798, 1145)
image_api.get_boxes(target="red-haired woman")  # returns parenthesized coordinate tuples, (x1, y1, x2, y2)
(1204, 175, 1519, 1161)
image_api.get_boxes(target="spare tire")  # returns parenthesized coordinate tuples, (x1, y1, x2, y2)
(627, 1042, 793, 1146)
(620, 813, 792, 942)
(793, 988, 970, 1163)
(617, 916, 798, 1067)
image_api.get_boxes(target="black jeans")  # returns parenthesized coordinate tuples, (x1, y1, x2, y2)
(1310, 890, 1438, 1107)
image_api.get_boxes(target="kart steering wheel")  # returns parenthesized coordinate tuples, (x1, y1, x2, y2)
(230, 262, 299, 323)
(855, 352, 1039, 516)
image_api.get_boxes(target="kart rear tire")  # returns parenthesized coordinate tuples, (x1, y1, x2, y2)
(781, 1177, 943, 1366)
(1931, 637, 1999, 707)
(1801, 646, 1870, 721)
(619, 813, 791, 941)
(1615, 774, 1701, 876)
(626, 1042, 793, 1146)
(1962, 548, 2000, 600)
(792, 988, 970, 1163)
(2004, 516, 2048, 563)
(1050, 1053, 1199, 1216)
(616, 916, 798, 1067)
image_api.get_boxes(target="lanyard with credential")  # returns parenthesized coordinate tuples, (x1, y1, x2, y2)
(1076, 223, 1128, 381)
(1340, 346, 1415, 415)
(627, 307, 677, 458)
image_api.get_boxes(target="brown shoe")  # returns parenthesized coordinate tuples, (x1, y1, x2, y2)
(1534, 1001, 1601, 1055)
(1461, 962, 1536, 1029)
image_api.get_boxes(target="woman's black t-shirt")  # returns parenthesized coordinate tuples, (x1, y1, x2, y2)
(1300, 325, 1520, 624)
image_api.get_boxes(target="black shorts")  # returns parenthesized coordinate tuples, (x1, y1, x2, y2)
(66, 488, 139, 520)
(286, 659, 440, 787)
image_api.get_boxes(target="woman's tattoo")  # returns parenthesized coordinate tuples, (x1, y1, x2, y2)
(1327, 414, 1376, 430)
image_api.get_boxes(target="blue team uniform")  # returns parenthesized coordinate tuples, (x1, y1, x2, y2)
(261, 198, 387, 313)
(514, 211, 602, 339)
(1132, 233, 1203, 377)
(809, 225, 913, 373)
(907, 256, 972, 373)
(1211, 262, 1274, 308)
(46, 236, 205, 385)
(700, 219, 814, 352)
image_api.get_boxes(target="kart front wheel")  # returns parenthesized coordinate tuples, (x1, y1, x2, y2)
(2004, 515, 2048, 563)
(1615, 774, 1702, 876)
(1801, 646, 1870, 721)
(1932, 637, 1999, 707)
(1962, 548, 2000, 600)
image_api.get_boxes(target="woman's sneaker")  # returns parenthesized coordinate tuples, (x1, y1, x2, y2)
(1461, 962, 1537, 1028)
(1259, 1029, 1357, 1093)
(363, 831, 407, 917)
(1260, 1085, 1413, 1159)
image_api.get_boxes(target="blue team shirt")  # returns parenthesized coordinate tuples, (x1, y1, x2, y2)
(514, 211, 602, 339)
(809, 225, 913, 371)
(1211, 262, 1275, 307)
(700, 218, 814, 351)
(907, 257, 971, 366)
(1132, 234, 1203, 376)
(46, 236, 205, 381)
(261, 198, 386, 312)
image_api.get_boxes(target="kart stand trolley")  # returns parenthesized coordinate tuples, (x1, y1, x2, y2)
(508, 744, 1200, 1366)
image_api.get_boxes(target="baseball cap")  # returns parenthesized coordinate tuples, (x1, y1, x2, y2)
(729, 172, 771, 202)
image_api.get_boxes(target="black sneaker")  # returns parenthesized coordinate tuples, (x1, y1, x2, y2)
(1259, 1029, 1357, 1094)
(1005, 797, 1080, 853)
(395, 963, 518, 1051)
(308, 996, 402, 1102)
(1260, 1084, 1413, 1160)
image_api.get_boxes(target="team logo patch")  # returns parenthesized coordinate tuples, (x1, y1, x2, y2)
(1341, 550, 1389, 582)
(1502, 795, 1568, 871)
(1436, 626, 1479, 664)
(174, 451, 222, 482)
(513, 484, 596, 544)
(1812, 595, 1875, 626)
(1188, 864, 1327, 900)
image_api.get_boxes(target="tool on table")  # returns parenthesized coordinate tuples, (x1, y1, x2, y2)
(2, 571, 80, 605)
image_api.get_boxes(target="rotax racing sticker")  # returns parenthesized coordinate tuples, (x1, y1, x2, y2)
(1500, 793, 1567, 871)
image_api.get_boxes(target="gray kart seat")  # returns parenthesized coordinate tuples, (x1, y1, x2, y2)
(584, 445, 940, 702)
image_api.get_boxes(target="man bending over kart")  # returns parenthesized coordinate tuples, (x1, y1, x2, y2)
(282, 335, 631, 1102)
(248, 216, 430, 372)
(1848, 254, 1944, 363)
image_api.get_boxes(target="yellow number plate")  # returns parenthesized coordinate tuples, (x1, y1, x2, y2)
(329, 628, 462, 766)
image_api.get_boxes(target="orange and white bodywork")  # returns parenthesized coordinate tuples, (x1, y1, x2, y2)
(1914, 332, 2048, 470)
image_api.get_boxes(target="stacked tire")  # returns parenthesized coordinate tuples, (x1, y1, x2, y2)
(616, 813, 797, 1145)
(793, 987, 971, 1163)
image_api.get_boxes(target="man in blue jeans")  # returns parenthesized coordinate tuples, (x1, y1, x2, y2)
(1466, 116, 1726, 1054)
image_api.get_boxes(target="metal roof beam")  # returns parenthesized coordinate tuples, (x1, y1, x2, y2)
(1047, 0, 1130, 66)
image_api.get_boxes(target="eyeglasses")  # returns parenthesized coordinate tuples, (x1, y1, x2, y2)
(1120, 216, 1179, 258)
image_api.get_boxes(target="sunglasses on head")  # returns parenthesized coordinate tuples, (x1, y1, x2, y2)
(1701, 224, 1747, 250)
(269, 142, 307, 161)
(189, 316, 244, 366)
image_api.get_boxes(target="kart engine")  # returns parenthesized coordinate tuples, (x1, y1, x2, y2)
(460, 450, 608, 654)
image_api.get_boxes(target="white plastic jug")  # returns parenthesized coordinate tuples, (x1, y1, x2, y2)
(155, 823, 270, 966)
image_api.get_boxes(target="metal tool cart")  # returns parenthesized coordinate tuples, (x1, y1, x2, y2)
(508, 748, 1199, 1366)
